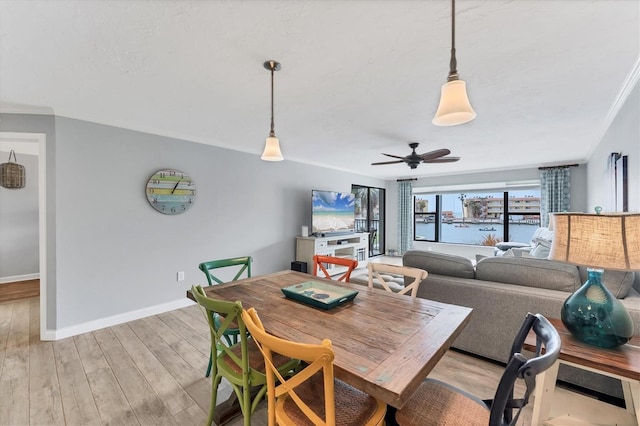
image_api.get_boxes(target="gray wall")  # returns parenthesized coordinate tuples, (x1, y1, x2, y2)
(586, 82, 639, 212)
(0, 113, 384, 331)
(0, 152, 39, 278)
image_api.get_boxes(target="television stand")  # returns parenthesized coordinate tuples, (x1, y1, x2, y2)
(296, 233, 369, 276)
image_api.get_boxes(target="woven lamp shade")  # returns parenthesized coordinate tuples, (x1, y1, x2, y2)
(549, 212, 640, 271)
(0, 150, 26, 189)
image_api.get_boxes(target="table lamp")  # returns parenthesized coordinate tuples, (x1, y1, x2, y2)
(549, 212, 639, 348)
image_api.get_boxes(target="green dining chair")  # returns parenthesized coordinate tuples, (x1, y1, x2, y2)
(191, 286, 299, 426)
(198, 256, 252, 377)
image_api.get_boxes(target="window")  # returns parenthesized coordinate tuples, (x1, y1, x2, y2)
(414, 194, 438, 241)
(353, 185, 385, 256)
(414, 188, 541, 246)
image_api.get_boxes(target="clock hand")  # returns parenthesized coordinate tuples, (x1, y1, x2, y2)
(171, 180, 180, 194)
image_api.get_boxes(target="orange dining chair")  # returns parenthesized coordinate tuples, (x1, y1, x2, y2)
(366, 263, 428, 298)
(313, 255, 358, 283)
(241, 307, 386, 426)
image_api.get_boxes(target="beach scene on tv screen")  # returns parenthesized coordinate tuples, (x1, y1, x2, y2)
(312, 191, 356, 233)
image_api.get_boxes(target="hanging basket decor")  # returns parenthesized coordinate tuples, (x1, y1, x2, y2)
(0, 150, 26, 189)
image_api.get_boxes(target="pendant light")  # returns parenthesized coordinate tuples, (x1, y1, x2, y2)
(433, 0, 477, 126)
(261, 60, 284, 161)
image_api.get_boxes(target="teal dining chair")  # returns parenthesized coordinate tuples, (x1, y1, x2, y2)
(198, 256, 253, 377)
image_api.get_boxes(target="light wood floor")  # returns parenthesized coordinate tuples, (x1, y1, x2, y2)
(0, 297, 627, 426)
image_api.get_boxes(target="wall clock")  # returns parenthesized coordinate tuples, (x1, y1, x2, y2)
(145, 169, 196, 215)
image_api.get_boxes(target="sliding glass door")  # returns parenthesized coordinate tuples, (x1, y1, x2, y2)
(353, 185, 385, 257)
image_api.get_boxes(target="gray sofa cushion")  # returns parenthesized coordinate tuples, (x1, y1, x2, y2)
(578, 267, 635, 298)
(475, 257, 581, 292)
(403, 250, 475, 279)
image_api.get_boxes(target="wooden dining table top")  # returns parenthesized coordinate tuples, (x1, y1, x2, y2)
(186, 269, 473, 409)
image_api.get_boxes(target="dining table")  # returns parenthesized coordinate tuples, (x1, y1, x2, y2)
(187, 269, 473, 424)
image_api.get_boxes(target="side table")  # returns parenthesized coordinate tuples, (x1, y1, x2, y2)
(524, 318, 639, 426)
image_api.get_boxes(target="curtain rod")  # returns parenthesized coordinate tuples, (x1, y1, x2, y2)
(397, 178, 418, 182)
(538, 163, 579, 170)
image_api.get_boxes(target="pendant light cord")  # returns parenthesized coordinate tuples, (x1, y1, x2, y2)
(448, 0, 459, 81)
(269, 65, 276, 137)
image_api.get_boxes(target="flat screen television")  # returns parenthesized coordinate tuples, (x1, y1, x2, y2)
(311, 190, 356, 235)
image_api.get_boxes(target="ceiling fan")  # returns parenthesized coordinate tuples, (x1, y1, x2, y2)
(371, 143, 460, 169)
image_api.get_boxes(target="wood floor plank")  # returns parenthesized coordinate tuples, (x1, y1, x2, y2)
(52, 337, 102, 425)
(142, 315, 207, 371)
(29, 297, 39, 343)
(128, 318, 202, 387)
(0, 299, 31, 425)
(171, 305, 208, 335)
(166, 402, 208, 425)
(29, 339, 65, 425)
(156, 310, 210, 355)
(0, 300, 14, 378)
(0, 280, 39, 303)
(74, 332, 139, 425)
(93, 327, 174, 425)
(110, 322, 196, 416)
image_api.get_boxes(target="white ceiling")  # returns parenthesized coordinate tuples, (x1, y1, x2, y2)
(1, 0, 638, 180)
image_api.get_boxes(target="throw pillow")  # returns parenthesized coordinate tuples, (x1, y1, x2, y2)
(577, 267, 635, 298)
(476, 257, 581, 292)
(403, 250, 475, 279)
(529, 239, 552, 259)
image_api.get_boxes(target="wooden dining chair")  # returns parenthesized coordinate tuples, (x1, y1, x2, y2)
(366, 263, 428, 298)
(394, 313, 561, 426)
(313, 255, 358, 283)
(191, 286, 300, 426)
(241, 307, 387, 426)
(198, 256, 252, 377)
(199, 256, 252, 286)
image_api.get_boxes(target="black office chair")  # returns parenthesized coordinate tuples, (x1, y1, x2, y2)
(395, 312, 561, 426)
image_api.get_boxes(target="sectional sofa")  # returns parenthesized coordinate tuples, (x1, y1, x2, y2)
(401, 249, 640, 400)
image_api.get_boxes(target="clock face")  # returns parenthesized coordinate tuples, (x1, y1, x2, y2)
(146, 169, 196, 215)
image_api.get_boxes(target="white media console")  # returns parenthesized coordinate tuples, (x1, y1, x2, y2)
(296, 232, 369, 275)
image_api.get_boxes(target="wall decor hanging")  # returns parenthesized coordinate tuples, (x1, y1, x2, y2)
(0, 149, 26, 189)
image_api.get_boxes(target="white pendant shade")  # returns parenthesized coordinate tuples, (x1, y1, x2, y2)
(432, 79, 476, 126)
(261, 136, 284, 161)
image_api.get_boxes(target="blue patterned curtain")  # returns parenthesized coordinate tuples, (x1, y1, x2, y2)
(540, 168, 571, 227)
(397, 180, 414, 254)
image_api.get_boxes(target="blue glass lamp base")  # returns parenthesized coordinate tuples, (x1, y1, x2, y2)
(561, 269, 634, 348)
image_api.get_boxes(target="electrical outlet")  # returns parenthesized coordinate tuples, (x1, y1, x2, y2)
(177, 271, 185, 282)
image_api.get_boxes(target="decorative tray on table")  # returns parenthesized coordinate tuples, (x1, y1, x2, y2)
(281, 281, 358, 310)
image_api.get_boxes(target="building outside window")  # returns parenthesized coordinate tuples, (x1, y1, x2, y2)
(414, 188, 541, 246)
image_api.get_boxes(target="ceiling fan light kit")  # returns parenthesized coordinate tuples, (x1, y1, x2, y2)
(433, 0, 476, 126)
(261, 60, 284, 161)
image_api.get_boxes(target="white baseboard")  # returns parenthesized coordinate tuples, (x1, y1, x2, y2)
(41, 298, 196, 341)
(0, 273, 40, 284)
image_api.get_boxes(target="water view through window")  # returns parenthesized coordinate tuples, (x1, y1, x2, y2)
(414, 189, 541, 246)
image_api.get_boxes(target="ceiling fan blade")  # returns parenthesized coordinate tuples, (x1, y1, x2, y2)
(371, 160, 406, 166)
(420, 148, 451, 161)
(382, 153, 406, 160)
(423, 157, 461, 163)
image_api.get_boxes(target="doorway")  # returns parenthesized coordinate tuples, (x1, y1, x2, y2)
(352, 185, 385, 257)
(0, 132, 47, 338)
